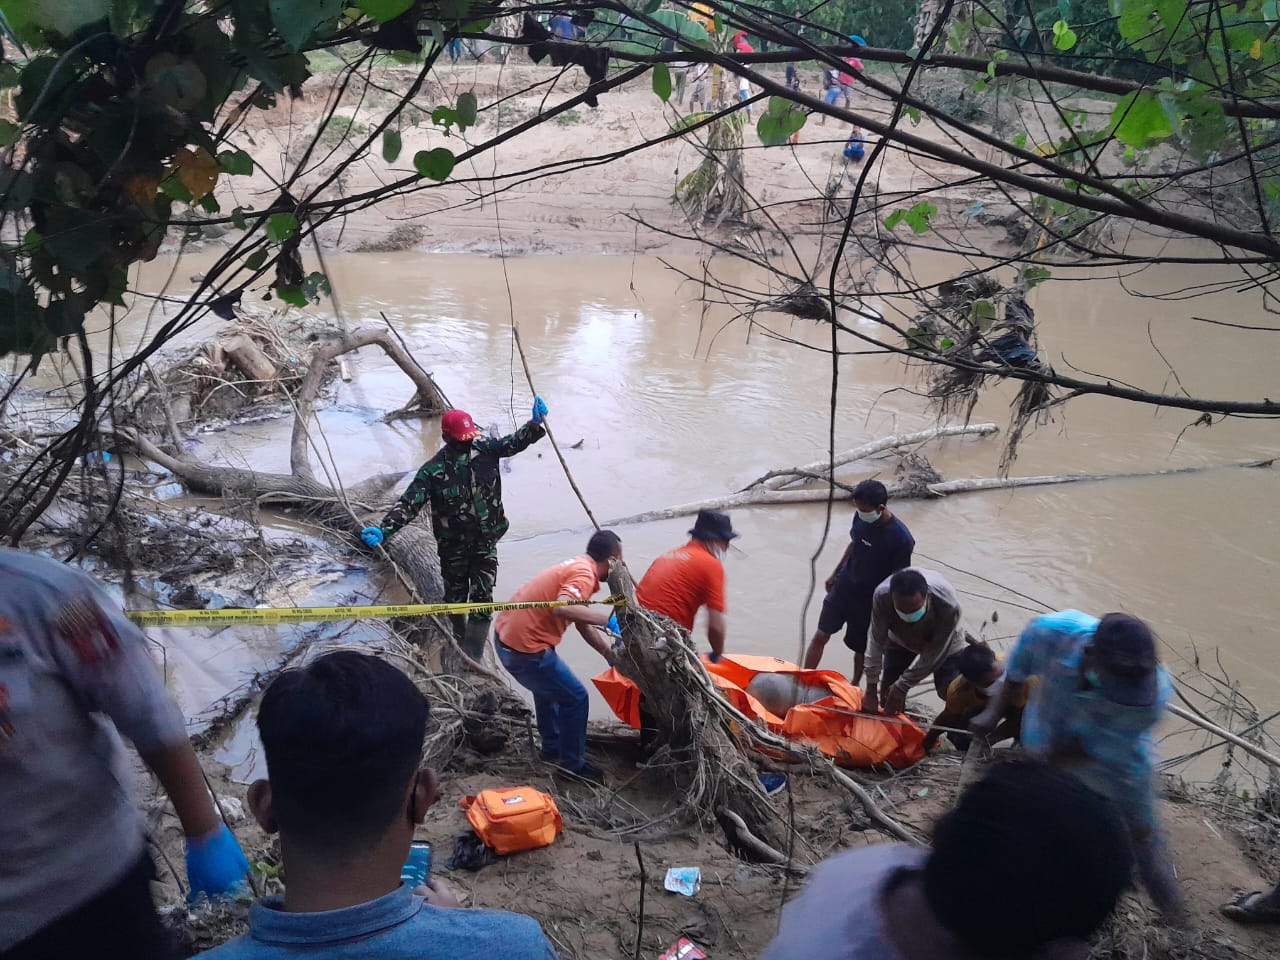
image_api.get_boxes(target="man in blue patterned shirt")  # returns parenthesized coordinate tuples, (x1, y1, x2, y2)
(981, 610, 1185, 920)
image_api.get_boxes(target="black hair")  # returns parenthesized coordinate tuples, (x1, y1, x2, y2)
(956, 644, 998, 684)
(851, 479, 889, 507)
(586, 529, 622, 562)
(924, 759, 1132, 957)
(889, 568, 927, 598)
(256, 650, 429, 856)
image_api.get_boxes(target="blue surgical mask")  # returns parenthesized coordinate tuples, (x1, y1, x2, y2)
(856, 509, 882, 524)
(895, 600, 928, 623)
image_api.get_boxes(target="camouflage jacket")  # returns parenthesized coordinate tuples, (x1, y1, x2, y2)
(379, 420, 546, 546)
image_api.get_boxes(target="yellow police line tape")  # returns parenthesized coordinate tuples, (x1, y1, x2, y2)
(125, 594, 628, 629)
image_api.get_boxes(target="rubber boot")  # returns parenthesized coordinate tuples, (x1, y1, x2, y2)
(460, 618, 490, 662)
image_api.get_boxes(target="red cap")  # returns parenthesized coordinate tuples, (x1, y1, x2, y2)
(441, 409, 482, 442)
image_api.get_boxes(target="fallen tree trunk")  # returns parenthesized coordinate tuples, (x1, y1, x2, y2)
(746, 423, 1000, 491)
(608, 561, 795, 859)
(291, 327, 448, 482)
(605, 458, 1275, 526)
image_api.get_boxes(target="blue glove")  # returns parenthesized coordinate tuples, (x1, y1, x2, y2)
(606, 613, 620, 635)
(361, 526, 384, 547)
(185, 823, 250, 903)
(532, 396, 549, 424)
(708, 651, 723, 664)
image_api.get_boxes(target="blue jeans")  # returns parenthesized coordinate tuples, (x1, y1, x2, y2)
(496, 637, 589, 770)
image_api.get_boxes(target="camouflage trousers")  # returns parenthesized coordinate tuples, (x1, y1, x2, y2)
(438, 539, 500, 639)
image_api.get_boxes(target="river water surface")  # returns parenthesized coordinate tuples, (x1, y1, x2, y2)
(106, 249, 1280, 772)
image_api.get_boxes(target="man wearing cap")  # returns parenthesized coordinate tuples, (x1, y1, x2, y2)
(980, 610, 1185, 919)
(804, 479, 914, 682)
(361, 398, 549, 661)
(636, 510, 737, 663)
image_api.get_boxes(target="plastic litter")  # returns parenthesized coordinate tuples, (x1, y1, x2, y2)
(663, 866, 701, 896)
(658, 938, 706, 960)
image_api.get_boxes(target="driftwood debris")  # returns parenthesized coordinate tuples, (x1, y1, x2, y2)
(604, 417, 1274, 528)
(290, 327, 447, 482)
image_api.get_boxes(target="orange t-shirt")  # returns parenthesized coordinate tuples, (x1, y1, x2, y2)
(494, 556, 600, 653)
(636, 540, 726, 630)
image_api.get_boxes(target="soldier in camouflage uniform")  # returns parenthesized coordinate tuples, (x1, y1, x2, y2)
(361, 398, 549, 660)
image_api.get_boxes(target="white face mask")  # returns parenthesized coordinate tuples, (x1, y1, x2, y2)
(856, 508, 882, 524)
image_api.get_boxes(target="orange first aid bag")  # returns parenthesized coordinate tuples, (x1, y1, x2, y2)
(461, 786, 562, 855)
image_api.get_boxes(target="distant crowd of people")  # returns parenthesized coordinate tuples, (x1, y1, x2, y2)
(5, 394, 1279, 958)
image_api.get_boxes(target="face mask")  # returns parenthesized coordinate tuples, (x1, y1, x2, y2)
(895, 599, 927, 623)
(856, 509, 882, 524)
(981, 674, 1006, 698)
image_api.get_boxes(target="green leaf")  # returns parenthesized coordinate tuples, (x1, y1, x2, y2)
(902, 201, 937, 234)
(356, 0, 414, 22)
(231, 207, 248, 230)
(456, 91, 478, 128)
(266, 212, 299, 242)
(986, 61, 997, 78)
(756, 98, 807, 146)
(645, 10, 711, 50)
(652, 64, 672, 103)
(1051, 20, 1078, 51)
(883, 210, 906, 230)
(158, 176, 193, 204)
(0, 119, 18, 148)
(382, 129, 402, 163)
(217, 149, 254, 176)
(268, 0, 346, 51)
(1021, 266, 1052, 288)
(276, 285, 308, 307)
(668, 110, 715, 134)
(413, 147, 455, 181)
(199, 194, 221, 214)
(904, 106, 921, 125)
(439, 0, 471, 20)
(940, 337, 955, 349)
(971, 299, 996, 321)
(1110, 90, 1173, 148)
(244, 249, 268, 271)
(1012, 132, 1027, 148)
(301, 271, 331, 301)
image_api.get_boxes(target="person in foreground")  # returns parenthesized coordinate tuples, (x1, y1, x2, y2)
(861, 567, 968, 716)
(1223, 877, 1280, 924)
(803, 480, 913, 682)
(977, 610, 1186, 920)
(921, 643, 1028, 752)
(493, 530, 623, 784)
(205, 650, 557, 960)
(637, 509, 738, 663)
(0, 549, 249, 960)
(759, 759, 1133, 960)
(361, 398, 549, 661)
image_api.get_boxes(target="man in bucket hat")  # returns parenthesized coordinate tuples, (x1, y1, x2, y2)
(637, 510, 739, 663)
(362, 399, 549, 661)
(977, 610, 1186, 920)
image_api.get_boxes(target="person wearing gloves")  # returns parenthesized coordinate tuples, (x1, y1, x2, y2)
(493, 530, 624, 785)
(636, 510, 737, 664)
(861, 567, 969, 717)
(0, 548, 250, 959)
(361, 398, 549, 661)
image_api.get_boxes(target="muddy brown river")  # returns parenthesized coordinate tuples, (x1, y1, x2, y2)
(77, 249, 1280, 773)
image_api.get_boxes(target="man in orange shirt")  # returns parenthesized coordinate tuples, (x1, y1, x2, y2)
(493, 530, 623, 784)
(636, 510, 736, 663)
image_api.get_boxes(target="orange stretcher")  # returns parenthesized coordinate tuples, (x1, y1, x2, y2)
(592, 654, 926, 769)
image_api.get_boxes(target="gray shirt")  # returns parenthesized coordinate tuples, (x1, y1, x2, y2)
(0, 548, 187, 949)
(865, 567, 966, 694)
(761, 844, 925, 960)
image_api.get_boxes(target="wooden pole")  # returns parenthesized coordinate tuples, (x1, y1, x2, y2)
(510, 324, 601, 531)
(1166, 702, 1280, 769)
